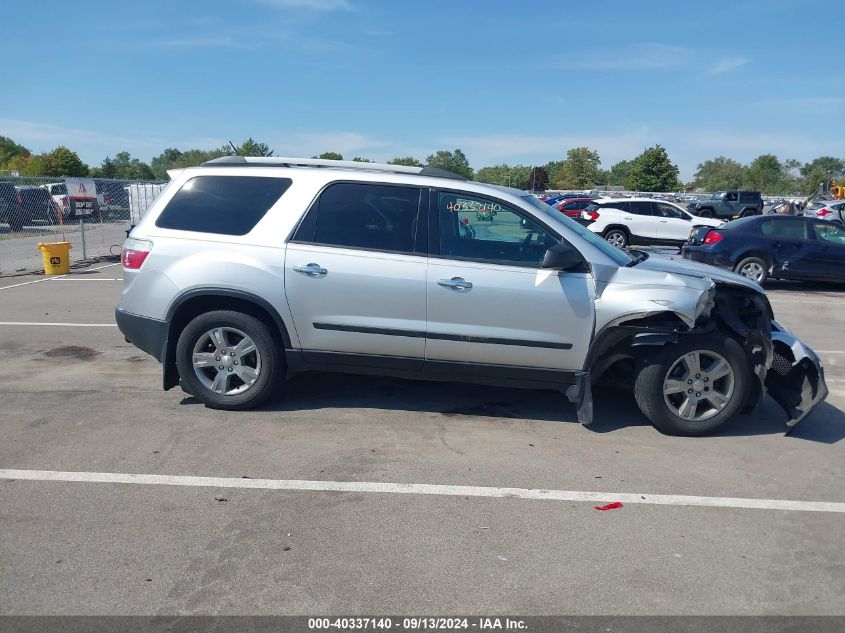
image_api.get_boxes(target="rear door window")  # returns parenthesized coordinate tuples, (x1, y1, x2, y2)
(760, 219, 808, 240)
(297, 182, 422, 254)
(155, 175, 291, 235)
(599, 200, 630, 213)
(628, 201, 654, 216)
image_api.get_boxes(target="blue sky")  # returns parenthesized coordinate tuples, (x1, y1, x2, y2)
(2, 0, 843, 179)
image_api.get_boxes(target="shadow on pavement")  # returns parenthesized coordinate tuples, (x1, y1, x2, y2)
(180, 371, 844, 442)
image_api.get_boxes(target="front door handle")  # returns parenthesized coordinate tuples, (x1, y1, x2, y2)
(660, 220, 668, 223)
(293, 263, 328, 277)
(437, 277, 473, 290)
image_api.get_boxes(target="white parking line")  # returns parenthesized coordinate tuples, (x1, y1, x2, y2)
(0, 263, 120, 291)
(2, 469, 844, 514)
(0, 322, 116, 327)
(48, 278, 123, 281)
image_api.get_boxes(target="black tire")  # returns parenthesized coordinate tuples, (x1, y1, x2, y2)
(8, 215, 25, 232)
(176, 310, 283, 410)
(734, 256, 769, 284)
(697, 208, 714, 218)
(633, 334, 750, 436)
(604, 228, 629, 248)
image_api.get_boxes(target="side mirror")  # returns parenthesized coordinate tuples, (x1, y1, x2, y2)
(541, 243, 584, 271)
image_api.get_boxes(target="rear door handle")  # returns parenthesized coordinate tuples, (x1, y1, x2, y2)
(293, 263, 327, 276)
(437, 277, 473, 290)
(660, 220, 668, 223)
(624, 216, 633, 220)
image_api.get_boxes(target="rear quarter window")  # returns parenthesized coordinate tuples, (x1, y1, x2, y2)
(155, 175, 292, 235)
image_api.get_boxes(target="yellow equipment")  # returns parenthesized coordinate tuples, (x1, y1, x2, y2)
(831, 182, 845, 200)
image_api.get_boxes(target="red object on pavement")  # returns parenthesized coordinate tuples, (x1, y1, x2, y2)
(594, 501, 623, 511)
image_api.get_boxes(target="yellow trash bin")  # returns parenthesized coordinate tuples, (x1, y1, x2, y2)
(38, 242, 72, 276)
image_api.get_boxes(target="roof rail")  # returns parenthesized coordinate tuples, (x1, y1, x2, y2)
(200, 156, 467, 181)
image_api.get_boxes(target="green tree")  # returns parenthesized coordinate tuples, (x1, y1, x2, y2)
(743, 154, 784, 193)
(94, 156, 119, 179)
(313, 152, 343, 160)
(0, 136, 31, 167)
(388, 156, 423, 167)
(351, 157, 373, 162)
(692, 156, 746, 191)
(628, 145, 679, 192)
(426, 149, 473, 179)
(552, 147, 601, 189)
(150, 147, 227, 179)
(604, 160, 636, 188)
(524, 166, 549, 191)
(150, 148, 184, 180)
(803, 165, 833, 196)
(41, 146, 89, 176)
(233, 137, 274, 157)
(474, 164, 531, 188)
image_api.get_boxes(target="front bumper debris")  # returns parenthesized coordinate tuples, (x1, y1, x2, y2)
(765, 324, 828, 429)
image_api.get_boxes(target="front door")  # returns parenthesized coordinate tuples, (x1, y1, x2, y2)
(284, 182, 428, 366)
(654, 201, 694, 243)
(426, 190, 594, 372)
(808, 221, 845, 279)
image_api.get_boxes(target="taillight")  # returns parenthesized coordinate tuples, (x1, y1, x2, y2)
(817, 209, 832, 217)
(703, 230, 724, 244)
(61, 196, 68, 206)
(121, 238, 153, 269)
(580, 211, 599, 221)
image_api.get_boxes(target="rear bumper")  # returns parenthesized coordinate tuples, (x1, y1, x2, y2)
(681, 246, 735, 270)
(115, 307, 167, 362)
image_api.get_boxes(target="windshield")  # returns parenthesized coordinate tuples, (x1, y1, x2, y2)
(521, 195, 633, 266)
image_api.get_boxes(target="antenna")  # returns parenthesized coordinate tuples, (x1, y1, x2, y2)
(228, 141, 241, 156)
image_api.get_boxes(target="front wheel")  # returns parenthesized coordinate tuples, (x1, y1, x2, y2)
(633, 335, 750, 436)
(604, 228, 628, 248)
(175, 310, 282, 410)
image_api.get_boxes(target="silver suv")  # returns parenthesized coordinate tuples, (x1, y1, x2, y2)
(116, 157, 827, 435)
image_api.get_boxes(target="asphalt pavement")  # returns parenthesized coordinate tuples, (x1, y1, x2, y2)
(0, 263, 844, 616)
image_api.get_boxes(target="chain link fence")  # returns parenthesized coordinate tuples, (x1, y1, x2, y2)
(0, 176, 167, 277)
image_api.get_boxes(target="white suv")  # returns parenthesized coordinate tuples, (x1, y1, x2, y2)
(581, 197, 723, 248)
(115, 157, 826, 435)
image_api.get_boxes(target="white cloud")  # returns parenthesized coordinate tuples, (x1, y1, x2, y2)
(0, 118, 226, 164)
(560, 43, 693, 71)
(439, 128, 653, 168)
(705, 55, 748, 75)
(276, 131, 391, 157)
(254, 0, 350, 10)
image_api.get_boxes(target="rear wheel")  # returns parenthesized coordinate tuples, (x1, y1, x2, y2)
(8, 215, 25, 232)
(734, 256, 768, 284)
(634, 335, 750, 436)
(604, 228, 628, 248)
(176, 310, 282, 410)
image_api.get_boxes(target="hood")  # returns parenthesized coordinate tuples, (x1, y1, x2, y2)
(635, 253, 763, 292)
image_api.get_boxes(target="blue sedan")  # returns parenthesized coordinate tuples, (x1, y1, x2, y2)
(682, 215, 845, 285)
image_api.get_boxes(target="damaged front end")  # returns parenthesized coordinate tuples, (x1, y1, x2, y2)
(570, 260, 828, 431)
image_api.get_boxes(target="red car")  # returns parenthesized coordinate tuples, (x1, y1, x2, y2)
(554, 197, 595, 218)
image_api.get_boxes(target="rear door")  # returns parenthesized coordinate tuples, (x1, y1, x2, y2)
(426, 189, 593, 373)
(625, 201, 660, 242)
(285, 181, 428, 367)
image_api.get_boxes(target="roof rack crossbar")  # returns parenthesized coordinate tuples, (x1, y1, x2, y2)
(200, 156, 467, 180)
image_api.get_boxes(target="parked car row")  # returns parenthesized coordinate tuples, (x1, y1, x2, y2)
(0, 180, 132, 232)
